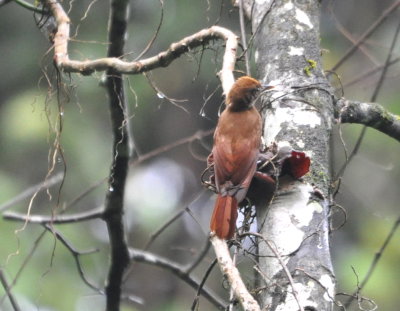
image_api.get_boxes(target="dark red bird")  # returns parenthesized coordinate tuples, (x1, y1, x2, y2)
(210, 76, 263, 239)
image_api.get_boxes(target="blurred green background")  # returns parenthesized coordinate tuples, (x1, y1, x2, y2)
(0, 0, 399, 310)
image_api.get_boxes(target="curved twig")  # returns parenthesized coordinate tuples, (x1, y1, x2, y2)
(44, 0, 238, 95)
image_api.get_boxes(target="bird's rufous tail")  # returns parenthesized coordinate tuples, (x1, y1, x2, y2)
(210, 195, 238, 239)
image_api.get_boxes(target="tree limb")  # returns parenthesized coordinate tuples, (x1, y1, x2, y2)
(102, 1, 131, 310)
(44, 0, 237, 95)
(336, 98, 400, 142)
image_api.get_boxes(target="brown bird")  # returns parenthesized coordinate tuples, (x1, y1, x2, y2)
(210, 76, 263, 239)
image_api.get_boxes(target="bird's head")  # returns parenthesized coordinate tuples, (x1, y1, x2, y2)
(226, 76, 262, 112)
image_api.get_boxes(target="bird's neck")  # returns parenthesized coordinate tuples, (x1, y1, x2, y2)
(227, 100, 253, 112)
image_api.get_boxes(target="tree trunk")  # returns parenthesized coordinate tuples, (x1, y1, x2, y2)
(246, 1, 336, 310)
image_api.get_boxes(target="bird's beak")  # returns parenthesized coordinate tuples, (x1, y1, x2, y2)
(261, 84, 274, 91)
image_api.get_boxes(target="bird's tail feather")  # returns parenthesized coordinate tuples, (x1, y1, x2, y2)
(210, 195, 238, 239)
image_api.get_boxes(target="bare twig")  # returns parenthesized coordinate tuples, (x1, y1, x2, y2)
(143, 206, 190, 251)
(0, 231, 46, 306)
(43, 224, 101, 292)
(329, 9, 379, 66)
(3, 130, 214, 226)
(242, 232, 305, 311)
(344, 217, 400, 308)
(0, 0, 12, 7)
(191, 259, 218, 311)
(335, 19, 400, 178)
(131, 129, 214, 165)
(143, 72, 189, 113)
(133, 0, 164, 61)
(342, 56, 400, 88)
(63, 177, 107, 211)
(13, 0, 47, 13)
(0, 173, 64, 212)
(330, 0, 400, 71)
(3, 206, 104, 224)
(210, 235, 261, 311)
(0, 269, 21, 311)
(129, 248, 226, 310)
(185, 239, 211, 274)
(238, 0, 250, 75)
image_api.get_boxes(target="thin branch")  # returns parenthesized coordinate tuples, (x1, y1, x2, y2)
(335, 20, 400, 178)
(0, 231, 46, 306)
(131, 129, 214, 165)
(129, 248, 226, 310)
(133, 0, 164, 61)
(143, 207, 189, 251)
(13, 0, 47, 13)
(44, 0, 237, 93)
(143, 71, 189, 113)
(370, 19, 400, 103)
(210, 235, 261, 311)
(242, 232, 305, 311)
(43, 224, 101, 292)
(332, 16, 379, 66)
(0, 269, 21, 311)
(63, 177, 107, 211)
(0, 173, 64, 212)
(330, 0, 400, 71)
(185, 239, 211, 274)
(342, 56, 400, 88)
(0, 0, 12, 7)
(3, 206, 104, 224)
(191, 259, 218, 311)
(238, 0, 250, 75)
(3, 130, 213, 225)
(236, 0, 275, 62)
(344, 217, 400, 308)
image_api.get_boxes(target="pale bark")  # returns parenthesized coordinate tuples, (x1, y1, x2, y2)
(244, 0, 336, 310)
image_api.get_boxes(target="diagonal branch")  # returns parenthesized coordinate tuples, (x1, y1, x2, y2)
(0, 269, 21, 311)
(210, 235, 261, 311)
(43, 224, 100, 292)
(344, 216, 400, 308)
(335, 98, 400, 142)
(330, 0, 400, 72)
(129, 248, 226, 310)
